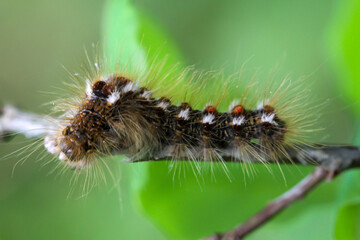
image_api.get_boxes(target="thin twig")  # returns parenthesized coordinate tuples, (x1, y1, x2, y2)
(138, 145, 360, 172)
(0, 105, 54, 139)
(206, 167, 329, 240)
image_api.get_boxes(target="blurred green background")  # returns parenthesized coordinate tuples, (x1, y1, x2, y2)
(0, 0, 360, 239)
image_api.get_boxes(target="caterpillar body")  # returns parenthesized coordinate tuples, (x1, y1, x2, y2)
(43, 59, 313, 169)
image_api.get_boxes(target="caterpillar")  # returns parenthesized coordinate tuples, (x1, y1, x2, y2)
(43, 55, 314, 170)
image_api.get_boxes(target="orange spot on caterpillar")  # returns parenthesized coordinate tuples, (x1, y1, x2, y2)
(232, 105, 245, 115)
(205, 106, 216, 113)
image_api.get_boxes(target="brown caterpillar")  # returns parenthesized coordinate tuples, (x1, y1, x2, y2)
(44, 60, 314, 169)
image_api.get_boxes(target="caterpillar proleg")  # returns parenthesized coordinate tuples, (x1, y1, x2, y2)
(42, 54, 315, 171)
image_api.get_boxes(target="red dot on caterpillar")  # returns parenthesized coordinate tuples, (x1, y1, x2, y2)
(232, 105, 245, 115)
(204, 106, 216, 113)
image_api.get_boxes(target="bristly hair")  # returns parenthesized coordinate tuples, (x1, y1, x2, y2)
(41, 50, 319, 183)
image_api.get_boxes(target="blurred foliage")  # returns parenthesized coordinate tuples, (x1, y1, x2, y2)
(328, 0, 360, 239)
(329, 0, 360, 114)
(334, 128, 360, 240)
(0, 0, 359, 239)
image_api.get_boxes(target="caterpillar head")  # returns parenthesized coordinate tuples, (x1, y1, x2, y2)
(44, 129, 92, 168)
(44, 107, 113, 168)
(43, 75, 142, 167)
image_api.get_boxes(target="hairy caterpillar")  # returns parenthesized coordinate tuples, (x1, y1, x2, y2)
(42, 54, 315, 171)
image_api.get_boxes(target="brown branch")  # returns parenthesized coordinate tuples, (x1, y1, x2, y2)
(205, 167, 329, 240)
(0, 105, 54, 140)
(137, 145, 360, 172)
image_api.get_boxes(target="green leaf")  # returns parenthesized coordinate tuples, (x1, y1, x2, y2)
(328, 0, 360, 239)
(328, 0, 360, 113)
(102, 0, 146, 70)
(335, 175, 360, 240)
(102, 0, 183, 73)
